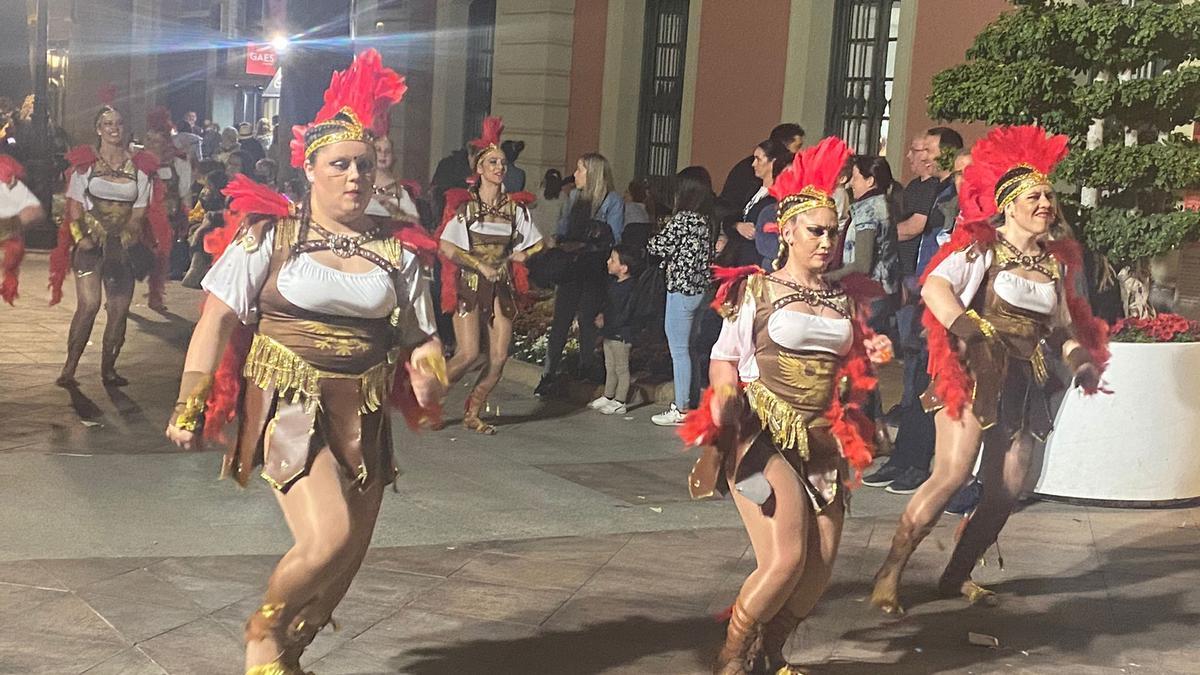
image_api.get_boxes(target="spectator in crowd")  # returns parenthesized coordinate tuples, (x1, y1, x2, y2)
(719, 123, 805, 213)
(213, 127, 239, 165)
(201, 124, 221, 161)
(621, 178, 658, 252)
(501, 139, 526, 192)
(536, 152, 624, 395)
(529, 168, 565, 246)
(183, 110, 198, 131)
(236, 122, 266, 167)
(224, 149, 248, 178)
(864, 127, 963, 496)
(180, 167, 228, 289)
(726, 138, 791, 267)
(255, 117, 273, 150)
(646, 166, 716, 426)
(254, 158, 278, 186)
(827, 154, 901, 334)
(173, 118, 203, 166)
(589, 244, 644, 416)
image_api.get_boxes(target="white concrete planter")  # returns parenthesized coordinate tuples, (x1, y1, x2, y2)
(1034, 342, 1200, 503)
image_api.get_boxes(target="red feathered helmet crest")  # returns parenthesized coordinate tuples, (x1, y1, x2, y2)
(960, 125, 1069, 223)
(289, 49, 407, 168)
(145, 106, 174, 136)
(769, 136, 851, 226)
(469, 116, 505, 169)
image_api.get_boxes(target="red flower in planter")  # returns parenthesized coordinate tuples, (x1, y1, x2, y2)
(1112, 313, 1200, 343)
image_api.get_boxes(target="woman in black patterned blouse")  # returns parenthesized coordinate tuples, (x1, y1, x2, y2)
(647, 167, 717, 426)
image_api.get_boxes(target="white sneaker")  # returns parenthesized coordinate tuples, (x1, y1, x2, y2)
(588, 396, 613, 410)
(600, 400, 628, 415)
(651, 403, 686, 426)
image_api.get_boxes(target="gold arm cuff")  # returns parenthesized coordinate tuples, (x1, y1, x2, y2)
(965, 310, 997, 340)
(172, 371, 213, 431)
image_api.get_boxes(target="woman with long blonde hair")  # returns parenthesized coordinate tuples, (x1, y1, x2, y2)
(535, 152, 625, 395)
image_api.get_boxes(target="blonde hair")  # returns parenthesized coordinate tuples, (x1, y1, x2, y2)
(577, 152, 615, 215)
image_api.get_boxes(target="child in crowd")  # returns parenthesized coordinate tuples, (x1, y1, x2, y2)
(589, 245, 643, 415)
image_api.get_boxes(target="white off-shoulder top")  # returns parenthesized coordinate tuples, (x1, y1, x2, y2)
(711, 289, 853, 382)
(202, 227, 437, 345)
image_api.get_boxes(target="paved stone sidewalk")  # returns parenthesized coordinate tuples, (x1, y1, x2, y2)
(2, 253, 1199, 674)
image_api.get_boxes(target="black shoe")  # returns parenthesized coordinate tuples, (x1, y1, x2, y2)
(945, 480, 982, 515)
(885, 467, 930, 495)
(533, 375, 557, 398)
(862, 462, 906, 488)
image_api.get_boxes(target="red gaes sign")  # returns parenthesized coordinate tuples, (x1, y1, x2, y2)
(246, 45, 278, 76)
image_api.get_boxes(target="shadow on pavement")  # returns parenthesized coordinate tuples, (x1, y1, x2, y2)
(394, 616, 719, 674)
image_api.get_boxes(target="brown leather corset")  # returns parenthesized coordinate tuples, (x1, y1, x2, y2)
(244, 230, 402, 413)
(975, 265, 1054, 360)
(743, 276, 844, 459)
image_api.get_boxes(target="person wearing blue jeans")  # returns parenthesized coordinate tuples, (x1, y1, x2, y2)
(646, 167, 716, 425)
(663, 291, 705, 414)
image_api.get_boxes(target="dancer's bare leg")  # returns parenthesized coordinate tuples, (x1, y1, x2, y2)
(762, 496, 844, 671)
(938, 427, 1033, 604)
(446, 309, 481, 385)
(59, 251, 102, 386)
(100, 262, 134, 385)
(716, 453, 812, 673)
(464, 298, 512, 434)
(244, 449, 381, 670)
(870, 408, 983, 614)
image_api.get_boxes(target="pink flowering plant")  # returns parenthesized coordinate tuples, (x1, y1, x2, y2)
(1110, 313, 1200, 343)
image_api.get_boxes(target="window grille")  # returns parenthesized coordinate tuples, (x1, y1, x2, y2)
(824, 0, 900, 155)
(462, 0, 496, 144)
(635, 0, 690, 181)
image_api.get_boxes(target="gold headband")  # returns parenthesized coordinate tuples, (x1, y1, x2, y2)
(995, 163, 1050, 212)
(778, 185, 837, 225)
(473, 143, 502, 168)
(304, 107, 370, 159)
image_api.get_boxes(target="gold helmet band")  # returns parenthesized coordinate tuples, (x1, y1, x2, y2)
(304, 107, 371, 159)
(777, 185, 837, 225)
(995, 163, 1051, 212)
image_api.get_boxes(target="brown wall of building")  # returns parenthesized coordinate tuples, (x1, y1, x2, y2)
(689, 0, 791, 193)
(900, 0, 1011, 178)
(564, 0, 608, 172)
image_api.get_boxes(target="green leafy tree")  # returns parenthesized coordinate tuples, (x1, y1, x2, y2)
(928, 0, 1200, 316)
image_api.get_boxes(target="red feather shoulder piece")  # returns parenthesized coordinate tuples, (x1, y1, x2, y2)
(509, 191, 536, 206)
(710, 264, 763, 313)
(222, 175, 292, 219)
(393, 223, 438, 267)
(131, 149, 159, 176)
(64, 145, 98, 174)
(0, 155, 26, 184)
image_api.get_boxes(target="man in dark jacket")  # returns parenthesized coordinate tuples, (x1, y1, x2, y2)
(719, 123, 804, 212)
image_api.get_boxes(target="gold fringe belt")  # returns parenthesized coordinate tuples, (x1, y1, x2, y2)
(243, 333, 397, 414)
(744, 380, 831, 461)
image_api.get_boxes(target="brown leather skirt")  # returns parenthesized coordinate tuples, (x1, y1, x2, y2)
(221, 377, 399, 492)
(689, 407, 845, 516)
(457, 268, 516, 321)
(922, 353, 1058, 441)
